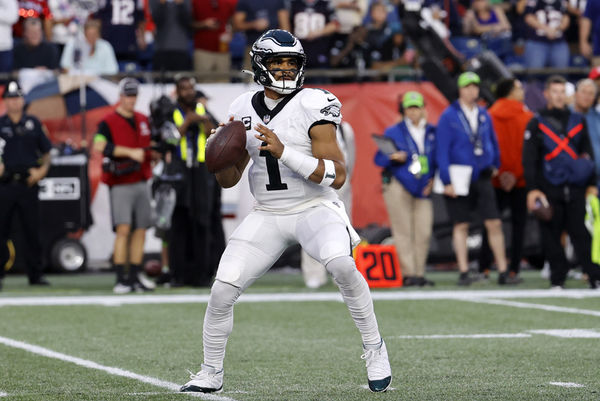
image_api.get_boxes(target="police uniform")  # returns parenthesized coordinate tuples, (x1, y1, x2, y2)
(0, 90, 52, 285)
(169, 102, 225, 287)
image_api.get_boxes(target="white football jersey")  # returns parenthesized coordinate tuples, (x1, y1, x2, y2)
(228, 88, 343, 211)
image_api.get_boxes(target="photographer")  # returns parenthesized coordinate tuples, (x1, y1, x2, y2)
(169, 75, 224, 287)
(93, 78, 153, 294)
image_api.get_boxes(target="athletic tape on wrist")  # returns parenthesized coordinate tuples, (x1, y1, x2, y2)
(280, 145, 319, 179)
(320, 159, 336, 187)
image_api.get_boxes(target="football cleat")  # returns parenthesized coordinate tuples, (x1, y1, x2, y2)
(361, 340, 392, 392)
(180, 364, 224, 393)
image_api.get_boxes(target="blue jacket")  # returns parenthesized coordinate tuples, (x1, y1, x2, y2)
(435, 101, 500, 185)
(374, 120, 437, 198)
(538, 112, 593, 187)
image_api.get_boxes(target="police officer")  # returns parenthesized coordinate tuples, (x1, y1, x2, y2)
(0, 81, 52, 289)
(169, 74, 224, 287)
(523, 75, 600, 289)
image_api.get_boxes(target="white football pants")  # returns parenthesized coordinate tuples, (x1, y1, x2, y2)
(202, 206, 382, 369)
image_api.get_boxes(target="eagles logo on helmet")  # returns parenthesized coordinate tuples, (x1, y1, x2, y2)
(249, 29, 306, 95)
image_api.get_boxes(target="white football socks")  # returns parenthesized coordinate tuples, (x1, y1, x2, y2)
(326, 256, 382, 346)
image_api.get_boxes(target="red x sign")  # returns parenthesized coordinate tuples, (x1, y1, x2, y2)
(539, 123, 582, 161)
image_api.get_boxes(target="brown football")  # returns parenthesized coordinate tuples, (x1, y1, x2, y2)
(206, 120, 247, 173)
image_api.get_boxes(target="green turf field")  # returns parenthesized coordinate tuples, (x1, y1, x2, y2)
(1, 270, 599, 400)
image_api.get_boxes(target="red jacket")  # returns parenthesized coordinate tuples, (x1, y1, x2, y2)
(488, 98, 534, 189)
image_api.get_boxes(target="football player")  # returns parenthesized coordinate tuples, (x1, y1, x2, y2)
(181, 29, 392, 394)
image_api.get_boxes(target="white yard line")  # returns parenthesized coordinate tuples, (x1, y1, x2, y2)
(464, 298, 600, 317)
(529, 329, 600, 338)
(391, 333, 532, 339)
(1, 289, 599, 307)
(389, 328, 600, 340)
(0, 335, 237, 401)
(549, 382, 586, 388)
(0, 391, 7, 397)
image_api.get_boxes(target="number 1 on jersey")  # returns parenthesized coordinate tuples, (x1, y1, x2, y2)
(259, 142, 288, 191)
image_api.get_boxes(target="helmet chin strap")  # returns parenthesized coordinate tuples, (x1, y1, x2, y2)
(266, 71, 300, 94)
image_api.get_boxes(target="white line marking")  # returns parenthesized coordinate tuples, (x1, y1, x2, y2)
(0, 392, 7, 397)
(390, 333, 532, 339)
(125, 392, 190, 396)
(465, 298, 600, 317)
(549, 382, 586, 388)
(529, 329, 600, 338)
(0, 335, 237, 401)
(389, 329, 600, 340)
(1, 289, 600, 307)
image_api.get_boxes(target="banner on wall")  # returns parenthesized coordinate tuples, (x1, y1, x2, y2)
(1, 79, 448, 261)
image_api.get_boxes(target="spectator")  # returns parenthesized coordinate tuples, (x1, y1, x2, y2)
(332, 0, 368, 39)
(191, 0, 235, 79)
(0, 0, 19, 73)
(168, 75, 222, 287)
(523, 75, 600, 289)
(0, 81, 52, 289)
(421, 0, 463, 38)
(94, 0, 146, 72)
(374, 91, 437, 287)
(365, 1, 392, 51)
(14, 0, 53, 39)
(48, 0, 77, 57)
(478, 78, 533, 284)
(13, 17, 59, 70)
(93, 78, 154, 293)
(364, 0, 401, 27)
(371, 24, 415, 73)
(523, 0, 570, 69)
(506, 0, 529, 44)
(151, 0, 192, 72)
(579, 0, 600, 67)
(572, 79, 600, 187)
(462, 0, 511, 59)
(330, 25, 373, 73)
(233, 0, 290, 69)
(564, 0, 584, 44)
(60, 18, 119, 75)
(435, 72, 509, 286)
(289, 0, 339, 70)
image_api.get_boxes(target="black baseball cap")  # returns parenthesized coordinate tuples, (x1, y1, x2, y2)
(3, 80, 24, 98)
(119, 77, 139, 96)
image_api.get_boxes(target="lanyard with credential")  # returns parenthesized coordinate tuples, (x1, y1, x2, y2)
(457, 108, 483, 156)
(404, 123, 430, 176)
